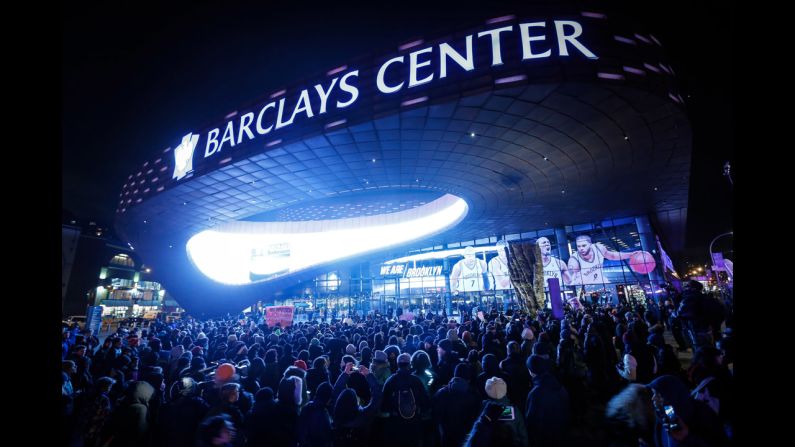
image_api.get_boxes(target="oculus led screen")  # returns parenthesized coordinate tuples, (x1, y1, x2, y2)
(186, 194, 468, 285)
(377, 243, 514, 294)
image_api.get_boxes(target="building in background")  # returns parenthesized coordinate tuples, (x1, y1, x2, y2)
(62, 212, 179, 318)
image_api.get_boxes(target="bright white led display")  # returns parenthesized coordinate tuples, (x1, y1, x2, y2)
(186, 194, 468, 285)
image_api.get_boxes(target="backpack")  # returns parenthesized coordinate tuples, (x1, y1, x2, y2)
(397, 385, 417, 419)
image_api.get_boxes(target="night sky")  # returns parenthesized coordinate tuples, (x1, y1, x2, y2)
(62, 1, 733, 267)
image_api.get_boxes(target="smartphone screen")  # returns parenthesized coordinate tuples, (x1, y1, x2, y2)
(498, 405, 515, 421)
(663, 405, 680, 430)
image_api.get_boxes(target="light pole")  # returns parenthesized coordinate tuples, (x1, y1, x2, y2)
(709, 232, 733, 289)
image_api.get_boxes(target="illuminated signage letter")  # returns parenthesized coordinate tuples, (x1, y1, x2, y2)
(477, 26, 513, 66)
(205, 128, 220, 157)
(337, 70, 359, 108)
(288, 89, 314, 124)
(520, 22, 552, 59)
(237, 112, 256, 144)
(554, 20, 597, 59)
(219, 121, 236, 150)
(256, 102, 276, 135)
(439, 35, 474, 78)
(275, 97, 293, 129)
(409, 47, 434, 87)
(377, 57, 405, 94)
(315, 77, 339, 114)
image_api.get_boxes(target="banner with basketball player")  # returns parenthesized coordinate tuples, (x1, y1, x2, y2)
(564, 232, 656, 286)
(533, 224, 658, 290)
(449, 244, 515, 293)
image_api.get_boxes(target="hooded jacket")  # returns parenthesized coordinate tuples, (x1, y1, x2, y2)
(243, 389, 277, 447)
(331, 372, 383, 445)
(157, 393, 210, 447)
(306, 365, 331, 396)
(499, 351, 531, 408)
(525, 373, 570, 447)
(108, 381, 155, 447)
(296, 384, 334, 447)
(432, 377, 482, 447)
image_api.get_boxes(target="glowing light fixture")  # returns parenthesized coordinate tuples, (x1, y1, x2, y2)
(186, 194, 469, 285)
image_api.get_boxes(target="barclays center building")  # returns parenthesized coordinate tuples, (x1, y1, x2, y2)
(115, 7, 689, 317)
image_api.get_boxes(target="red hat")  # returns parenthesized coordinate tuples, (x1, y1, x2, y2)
(214, 363, 236, 382)
(293, 360, 308, 371)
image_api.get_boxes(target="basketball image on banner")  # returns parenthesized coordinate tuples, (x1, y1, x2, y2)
(628, 251, 656, 274)
(450, 246, 488, 293)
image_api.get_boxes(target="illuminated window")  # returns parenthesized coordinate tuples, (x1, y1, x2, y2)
(109, 253, 135, 268)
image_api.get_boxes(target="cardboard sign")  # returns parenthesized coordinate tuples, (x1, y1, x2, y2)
(265, 306, 295, 328)
(399, 311, 414, 321)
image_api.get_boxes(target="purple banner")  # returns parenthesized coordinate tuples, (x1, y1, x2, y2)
(548, 277, 564, 320)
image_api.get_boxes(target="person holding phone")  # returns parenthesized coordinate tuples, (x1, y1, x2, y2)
(648, 375, 729, 446)
(331, 361, 383, 444)
(466, 377, 528, 447)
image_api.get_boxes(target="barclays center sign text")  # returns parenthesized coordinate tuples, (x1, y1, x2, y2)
(174, 19, 598, 180)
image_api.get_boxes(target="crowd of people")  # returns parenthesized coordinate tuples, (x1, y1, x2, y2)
(61, 280, 733, 446)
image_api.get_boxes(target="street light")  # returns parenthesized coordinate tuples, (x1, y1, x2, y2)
(709, 232, 733, 289)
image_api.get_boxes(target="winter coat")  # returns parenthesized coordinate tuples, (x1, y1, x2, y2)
(525, 373, 570, 447)
(306, 367, 330, 395)
(432, 377, 482, 447)
(156, 396, 210, 447)
(260, 361, 282, 392)
(677, 290, 710, 332)
(243, 396, 277, 447)
(381, 368, 430, 418)
(499, 352, 531, 409)
(331, 373, 383, 446)
(479, 397, 529, 447)
(296, 399, 333, 447)
(107, 381, 155, 447)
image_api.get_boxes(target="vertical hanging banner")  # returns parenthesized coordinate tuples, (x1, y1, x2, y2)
(265, 306, 295, 328)
(548, 278, 564, 320)
(86, 306, 103, 334)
